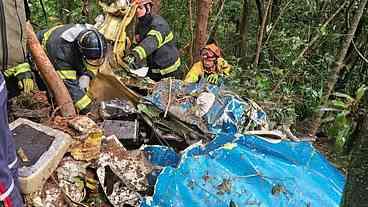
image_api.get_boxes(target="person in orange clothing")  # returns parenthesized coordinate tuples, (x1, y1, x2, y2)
(184, 41, 231, 85)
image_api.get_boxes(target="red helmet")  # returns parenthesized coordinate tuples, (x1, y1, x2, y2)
(204, 43, 221, 57)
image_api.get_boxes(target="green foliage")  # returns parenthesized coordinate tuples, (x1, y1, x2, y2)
(324, 85, 367, 153)
(28, 0, 368, 139)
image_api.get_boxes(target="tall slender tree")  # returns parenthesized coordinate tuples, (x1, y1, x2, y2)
(341, 94, 368, 207)
(307, 0, 368, 135)
(193, 0, 212, 62)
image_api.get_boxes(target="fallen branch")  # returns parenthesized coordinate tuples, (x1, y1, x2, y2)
(26, 22, 76, 117)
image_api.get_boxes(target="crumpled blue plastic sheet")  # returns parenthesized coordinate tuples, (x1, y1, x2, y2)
(145, 79, 268, 134)
(141, 134, 345, 207)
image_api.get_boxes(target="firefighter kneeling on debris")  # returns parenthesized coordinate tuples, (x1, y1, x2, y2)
(35, 24, 107, 113)
(184, 41, 232, 85)
(123, 0, 182, 81)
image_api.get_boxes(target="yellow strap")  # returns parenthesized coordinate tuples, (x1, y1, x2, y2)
(4, 63, 31, 77)
(75, 94, 92, 111)
(152, 58, 181, 75)
(147, 30, 163, 46)
(133, 46, 147, 60)
(42, 25, 64, 50)
(57, 70, 77, 80)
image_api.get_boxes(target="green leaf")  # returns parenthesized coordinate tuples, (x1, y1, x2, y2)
(335, 135, 346, 153)
(355, 85, 367, 102)
(331, 100, 348, 110)
(320, 25, 327, 36)
(335, 111, 349, 128)
(333, 92, 354, 102)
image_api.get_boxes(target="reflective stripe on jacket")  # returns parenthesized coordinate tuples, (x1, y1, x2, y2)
(133, 15, 180, 78)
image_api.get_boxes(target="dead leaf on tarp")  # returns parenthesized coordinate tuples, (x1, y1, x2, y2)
(68, 116, 97, 134)
(70, 130, 103, 161)
(97, 135, 153, 206)
(56, 157, 90, 204)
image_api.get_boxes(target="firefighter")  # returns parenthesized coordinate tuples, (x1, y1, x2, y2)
(35, 24, 107, 113)
(1, 0, 35, 99)
(123, 0, 182, 81)
(184, 42, 232, 85)
(0, 0, 31, 206)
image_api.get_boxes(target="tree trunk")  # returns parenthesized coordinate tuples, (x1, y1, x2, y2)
(341, 106, 368, 206)
(82, 0, 93, 23)
(255, 0, 264, 24)
(254, 0, 272, 66)
(193, 0, 212, 62)
(26, 22, 76, 117)
(188, 0, 194, 66)
(152, 0, 161, 15)
(239, 0, 251, 57)
(64, 0, 74, 24)
(271, 0, 280, 21)
(307, 0, 368, 135)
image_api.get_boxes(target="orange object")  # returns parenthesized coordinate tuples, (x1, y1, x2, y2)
(204, 43, 221, 57)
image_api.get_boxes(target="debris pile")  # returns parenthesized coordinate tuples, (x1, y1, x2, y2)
(9, 1, 344, 206)
(11, 76, 346, 207)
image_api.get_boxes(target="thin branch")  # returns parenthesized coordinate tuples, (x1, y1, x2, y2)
(352, 40, 368, 64)
(293, 1, 348, 65)
(254, 0, 273, 65)
(207, 0, 226, 41)
(265, 0, 292, 44)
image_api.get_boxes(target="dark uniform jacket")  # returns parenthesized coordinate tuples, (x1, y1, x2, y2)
(36, 24, 95, 111)
(37, 24, 95, 79)
(133, 15, 181, 81)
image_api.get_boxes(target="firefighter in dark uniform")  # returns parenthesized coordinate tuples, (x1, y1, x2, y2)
(35, 24, 107, 113)
(124, 0, 182, 81)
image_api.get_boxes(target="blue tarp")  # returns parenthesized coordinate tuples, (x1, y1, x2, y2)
(145, 79, 268, 135)
(141, 134, 345, 207)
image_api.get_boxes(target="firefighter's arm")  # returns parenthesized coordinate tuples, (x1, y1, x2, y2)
(132, 20, 170, 61)
(184, 62, 204, 84)
(131, 35, 158, 61)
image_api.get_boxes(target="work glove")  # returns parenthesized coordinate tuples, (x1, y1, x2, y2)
(123, 53, 139, 70)
(123, 53, 148, 77)
(17, 77, 34, 94)
(79, 75, 91, 91)
(217, 58, 232, 76)
(5, 63, 35, 94)
(206, 73, 219, 85)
